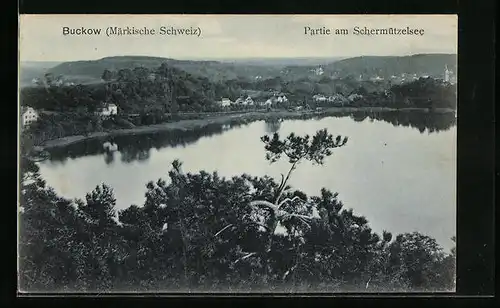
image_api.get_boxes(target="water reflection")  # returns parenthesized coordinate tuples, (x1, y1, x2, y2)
(47, 121, 249, 164)
(104, 151, 115, 165)
(264, 119, 283, 133)
(359, 111, 456, 134)
(46, 111, 456, 165)
(37, 112, 456, 250)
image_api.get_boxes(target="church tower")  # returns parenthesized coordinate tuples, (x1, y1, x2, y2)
(444, 65, 451, 82)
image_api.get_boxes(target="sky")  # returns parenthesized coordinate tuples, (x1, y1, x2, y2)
(19, 14, 458, 62)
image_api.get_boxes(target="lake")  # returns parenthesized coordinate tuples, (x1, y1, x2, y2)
(37, 111, 457, 251)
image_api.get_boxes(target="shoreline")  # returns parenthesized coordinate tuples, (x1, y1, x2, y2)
(40, 107, 455, 150)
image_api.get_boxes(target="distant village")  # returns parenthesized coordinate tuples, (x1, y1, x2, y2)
(22, 65, 456, 128)
(306, 64, 457, 84)
(216, 65, 456, 110)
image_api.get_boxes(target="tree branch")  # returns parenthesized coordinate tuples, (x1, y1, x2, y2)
(274, 161, 298, 204)
(234, 252, 257, 264)
(213, 224, 235, 237)
(365, 277, 372, 289)
(282, 264, 297, 280)
(276, 173, 285, 194)
(277, 196, 306, 209)
(249, 200, 278, 212)
(289, 213, 314, 220)
(295, 216, 312, 229)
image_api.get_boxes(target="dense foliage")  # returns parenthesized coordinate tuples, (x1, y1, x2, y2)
(19, 130, 455, 292)
(21, 62, 456, 115)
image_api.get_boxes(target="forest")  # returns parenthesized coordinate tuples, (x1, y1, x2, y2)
(19, 62, 456, 152)
(21, 63, 457, 114)
(18, 129, 456, 292)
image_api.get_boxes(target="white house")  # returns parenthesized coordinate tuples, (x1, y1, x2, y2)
(233, 96, 255, 106)
(245, 97, 254, 105)
(328, 94, 349, 105)
(347, 94, 363, 102)
(21, 107, 39, 126)
(313, 94, 327, 102)
(218, 98, 232, 107)
(370, 76, 384, 82)
(274, 94, 288, 103)
(444, 65, 452, 82)
(262, 99, 273, 107)
(313, 67, 324, 76)
(96, 103, 118, 117)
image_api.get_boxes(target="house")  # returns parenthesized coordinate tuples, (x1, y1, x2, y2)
(370, 76, 384, 82)
(21, 107, 39, 126)
(96, 103, 118, 117)
(235, 96, 253, 105)
(328, 93, 349, 105)
(234, 97, 244, 105)
(262, 99, 273, 107)
(275, 94, 288, 103)
(313, 67, 324, 76)
(444, 65, 455, 83)
(347, 94, 363, 102)
(218, 98, 232, 107)
(313, 94, 327, 102)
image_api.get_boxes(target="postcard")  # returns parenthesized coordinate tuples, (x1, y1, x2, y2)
(18, 14, 457, 293)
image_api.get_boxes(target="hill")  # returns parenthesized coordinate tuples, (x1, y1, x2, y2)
(326, 54, 457, 78)
(45, 56, 284, 84)
(214, 57, 345, 66)
(20, 62, 250, 115)
(283, 54, 457, 79)
(19, 61, 62, 87)
(39, 54, 457, 85)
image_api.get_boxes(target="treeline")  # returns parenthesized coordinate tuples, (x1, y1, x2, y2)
(19, 110, 216, 148)
(389, 77, 457, 109)
(46, 56, 285, 83)
(20, 113, 130, 149)
(21, 63, 456, 117)
(18, 130, 455, 292)
(21, 65, 225, 114)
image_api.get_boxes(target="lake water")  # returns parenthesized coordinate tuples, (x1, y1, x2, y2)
(37, 112, 457, 251)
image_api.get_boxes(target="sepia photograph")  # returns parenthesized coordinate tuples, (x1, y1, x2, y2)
(18, 14, 457, 293)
